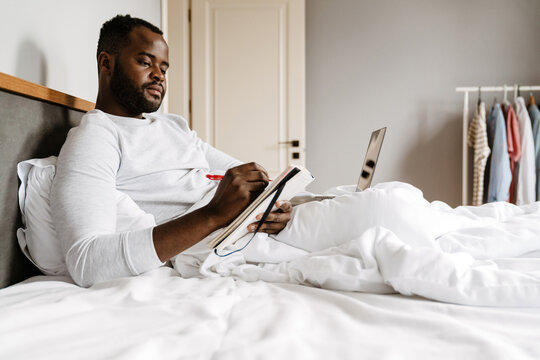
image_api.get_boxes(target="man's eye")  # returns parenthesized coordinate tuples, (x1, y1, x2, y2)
(161, 69, 167, 75)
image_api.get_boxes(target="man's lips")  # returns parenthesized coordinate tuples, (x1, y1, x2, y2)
(145, 85, 163, 98)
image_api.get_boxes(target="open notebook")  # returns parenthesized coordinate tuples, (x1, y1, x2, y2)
(207, 166, 314, 253)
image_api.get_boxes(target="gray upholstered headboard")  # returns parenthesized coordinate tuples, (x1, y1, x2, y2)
(0, 72, 94, 288)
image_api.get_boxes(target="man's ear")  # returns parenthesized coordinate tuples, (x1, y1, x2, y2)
(97, 51, 114, 75)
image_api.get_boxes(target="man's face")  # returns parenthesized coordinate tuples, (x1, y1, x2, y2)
(109, 26, 169, 115)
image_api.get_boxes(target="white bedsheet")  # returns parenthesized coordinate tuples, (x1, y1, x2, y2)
(1, 267, 540, 360)
(175, 182, 540, 307)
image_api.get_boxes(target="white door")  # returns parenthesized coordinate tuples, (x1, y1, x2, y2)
(190, 0, 305, 178)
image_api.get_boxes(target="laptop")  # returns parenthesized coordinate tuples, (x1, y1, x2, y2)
(355, 127, 386, 191)
(290, 127, 386, 206)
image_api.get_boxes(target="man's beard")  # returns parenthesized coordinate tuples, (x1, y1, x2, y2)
(110, 62, 163, 115)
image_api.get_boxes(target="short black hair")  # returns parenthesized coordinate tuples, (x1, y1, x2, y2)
(97, 14, 163, 59)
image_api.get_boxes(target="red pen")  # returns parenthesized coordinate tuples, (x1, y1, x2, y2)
(206, 174, 224, 181)
(206, 174, 272, 181)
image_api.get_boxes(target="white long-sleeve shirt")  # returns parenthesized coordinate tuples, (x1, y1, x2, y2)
(51, 110, 242, 287)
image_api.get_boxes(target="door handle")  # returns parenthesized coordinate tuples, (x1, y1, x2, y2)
(279, 140, 300, 147)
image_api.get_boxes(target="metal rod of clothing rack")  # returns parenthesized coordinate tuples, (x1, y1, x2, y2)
(456, 85, 540, 92)
(456, 84, 540, 206)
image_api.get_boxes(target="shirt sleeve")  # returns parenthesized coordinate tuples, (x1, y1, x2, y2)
(168, 113, 243, 171)
(200, 141, 244, 171)
(51, 116, 164, 287)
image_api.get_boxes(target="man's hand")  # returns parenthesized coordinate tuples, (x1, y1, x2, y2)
(204, 162, 270, 228)
(248, 200, 293, 234)
(153, 162, 288, 262)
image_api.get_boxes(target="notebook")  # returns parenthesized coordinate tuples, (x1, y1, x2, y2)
(207, 166, 314, 252)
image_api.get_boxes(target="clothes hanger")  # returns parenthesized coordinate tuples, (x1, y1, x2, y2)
(503, 84, 509, 105)
(529, 92, 536, 106)
(513, 84, 519, 100)
(477, 86, 482, 106)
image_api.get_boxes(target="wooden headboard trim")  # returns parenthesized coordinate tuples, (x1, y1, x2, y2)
(0, 72, 94, 113)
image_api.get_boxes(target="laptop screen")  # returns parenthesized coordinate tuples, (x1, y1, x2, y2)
(356, 127, 386, 192)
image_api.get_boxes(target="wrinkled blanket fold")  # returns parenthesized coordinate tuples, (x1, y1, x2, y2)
(174, 182, 540, 307)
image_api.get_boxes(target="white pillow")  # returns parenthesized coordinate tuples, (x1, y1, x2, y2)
(17, 157, 156, 276)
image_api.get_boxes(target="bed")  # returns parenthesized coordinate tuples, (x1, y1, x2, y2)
(1, 72, 540, 359)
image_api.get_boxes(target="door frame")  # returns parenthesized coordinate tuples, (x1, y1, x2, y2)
(164, 0, 305, 172)
(164, 0, 191, 123)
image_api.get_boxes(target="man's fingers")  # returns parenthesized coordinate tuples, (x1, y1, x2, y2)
(244, 181, 268, 195)
(245, 162, 269, 178)
(207, 163, 270, 227)
(255, 211, 290, 223)
(243, 170, 270, 183)
(275, 200, 292, 213)
(248, 220, 286, 234)
(231, 162, 269, 179)
(226, 162, 270, 186)
(249, 209, 291, 234)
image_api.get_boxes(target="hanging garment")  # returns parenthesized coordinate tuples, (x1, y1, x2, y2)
(514, 97, 536, 205)
(528, 103, 540, 200)
(485, 103, 512, 202)
(467, 102, 490, 206)
(503, 103, 521, 203)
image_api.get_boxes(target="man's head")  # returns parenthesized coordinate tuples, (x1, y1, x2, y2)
(96, 15, 169, 118)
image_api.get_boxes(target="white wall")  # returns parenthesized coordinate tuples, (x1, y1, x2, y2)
(306, 0, 540, 206)
(0, 0, 161, 102)
(4, 0, 540, 207)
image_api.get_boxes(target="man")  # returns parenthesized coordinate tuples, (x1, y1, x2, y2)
(51, 15, 292, 287)
(50, 16, 540, 307)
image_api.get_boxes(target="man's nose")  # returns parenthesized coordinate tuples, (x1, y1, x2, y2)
(151, 66, 165, 82)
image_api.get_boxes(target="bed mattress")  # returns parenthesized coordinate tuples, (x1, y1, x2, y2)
(1, 267, 539, 359)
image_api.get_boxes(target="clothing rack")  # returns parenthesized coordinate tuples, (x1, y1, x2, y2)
(456, 84, 540, 206)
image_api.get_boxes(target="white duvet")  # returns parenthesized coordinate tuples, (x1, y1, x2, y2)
(174, 182, 540, 307)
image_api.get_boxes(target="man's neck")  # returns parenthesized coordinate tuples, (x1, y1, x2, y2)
(95, 93, 143, 119)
